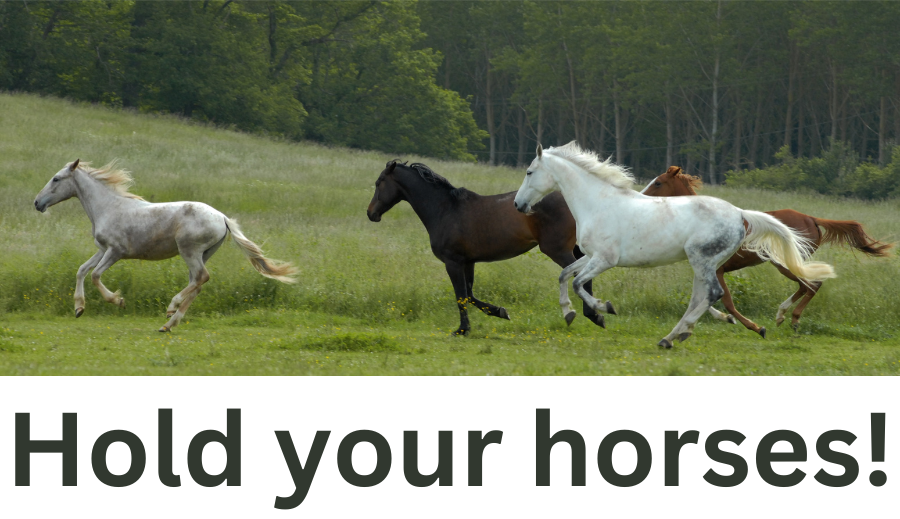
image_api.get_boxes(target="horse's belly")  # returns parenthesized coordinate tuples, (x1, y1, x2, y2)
(617, 246, 688, 268)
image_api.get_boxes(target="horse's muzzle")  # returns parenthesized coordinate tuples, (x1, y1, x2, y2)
(513, 201, 529, 213)
(367, 210, 381, 222)
(34, 199, 46, 213)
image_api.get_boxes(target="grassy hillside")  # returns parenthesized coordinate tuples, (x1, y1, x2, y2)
(1, 93, 899, 375)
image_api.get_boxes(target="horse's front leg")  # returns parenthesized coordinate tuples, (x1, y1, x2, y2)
(571, 256, 617, 329)
(558, 255, 589, 325)
(90, 248, 125, 309)
(74, 249, 104, 317)
(545, 246, 602, 328)
(465, 262, 510, 320)
(444, 261, 470, 336)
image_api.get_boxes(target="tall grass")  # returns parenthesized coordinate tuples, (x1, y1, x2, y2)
(1, 93, 898, 334)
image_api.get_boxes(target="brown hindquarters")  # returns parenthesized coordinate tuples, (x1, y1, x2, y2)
(722, 209, 821, 273)
(813, 218, 894, 257)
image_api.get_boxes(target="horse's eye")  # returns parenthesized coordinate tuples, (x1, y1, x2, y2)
(654, 181, 661, 186)
(526, 171, 533, 176)
(52, 177, 60, 183)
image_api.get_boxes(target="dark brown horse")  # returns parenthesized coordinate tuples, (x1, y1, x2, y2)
(367, 160, 610, 335)
(642, 166, 893, 336)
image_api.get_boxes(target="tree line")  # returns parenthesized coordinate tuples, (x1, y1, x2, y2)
(0, 0, 486, 161)
(419, 1, 900, 187)
(3, 1, 900, 191)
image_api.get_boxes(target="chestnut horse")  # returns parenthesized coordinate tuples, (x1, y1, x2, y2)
(642, 166, 892, 336)
(367, 160, 606, 335)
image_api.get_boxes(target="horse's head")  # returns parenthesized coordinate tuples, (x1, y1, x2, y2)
(34, 159, 81, 212)
(514, 144, 557, 213)
(641, 166, 701, 197)
(367, 160, 407, 222)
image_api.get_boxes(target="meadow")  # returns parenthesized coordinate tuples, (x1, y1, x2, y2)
(1, 93, 899, 375)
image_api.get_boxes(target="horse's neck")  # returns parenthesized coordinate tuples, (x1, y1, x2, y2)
(397, 170, 455, 231)
(553, 164, 624, 218)
(72, 170, 130, 228)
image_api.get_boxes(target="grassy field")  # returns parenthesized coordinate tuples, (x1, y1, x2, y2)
(1, 93, 899, 375)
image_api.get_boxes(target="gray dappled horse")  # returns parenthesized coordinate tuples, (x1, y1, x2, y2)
(34, 160, 297, 331)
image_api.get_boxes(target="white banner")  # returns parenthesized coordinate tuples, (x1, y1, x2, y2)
(0, 377, 894, 517)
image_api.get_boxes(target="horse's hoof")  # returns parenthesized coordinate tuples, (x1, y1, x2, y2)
(117, 298, 126, 309)
(75, 308, 84, 318)
(658, 338, 673, 349)
(791, 322, 800, 332)
(775, 317, 785, 327)
(758, 327, 767, 339)
(726, 315, 736, 325)
(605, 301, 617, 315)
(158, 326, 170, 333)
(565, 311, 576, 326)
(451, 328, 468, 337)
(587, 313, 606, 329)
(677, 332, 692, 343)
(498, 307, 510, 320)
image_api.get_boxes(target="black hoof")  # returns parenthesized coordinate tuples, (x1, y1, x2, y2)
(75, 308, 84, 318)
(677, 332, 692, 343)
(565, 311, 576, 326)
(451, 328, 469, 337)
(605, 301, 617, 315)
(726, 315, 736, 324)
(758, 327, 767, 339)
(791, 322, 800, 332)
(658, 338, 673, 349)
(498, 307, 510, 320)
(587, 313, 606, 329)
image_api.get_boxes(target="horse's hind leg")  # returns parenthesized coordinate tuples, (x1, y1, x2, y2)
(464, 263, 510, 320)
(160, 250, 209, 332)
(772, 264, 819, 331)
(74, 249, 104, 317)
(571, 255, 617, 329)
(167, 234, 226, 318)
(558, 255, 590, 325)
(660, 265, 724, 348)
(789, 282, 822, 331)
(714, 268, 767, 338)
(90, 248, 125, 309)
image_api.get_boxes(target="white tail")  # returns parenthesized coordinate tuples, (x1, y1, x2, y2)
(740, 210, 836, 282)
(224, 217, 298, 284)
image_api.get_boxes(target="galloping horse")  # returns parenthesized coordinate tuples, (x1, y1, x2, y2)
(367, 160, 606, 335)
(513, 142, 836, 348)
(642, 166, 892, 335)
(34, 160, 297, 331)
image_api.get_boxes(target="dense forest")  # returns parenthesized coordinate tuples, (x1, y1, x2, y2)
(3, 1, 900, 193)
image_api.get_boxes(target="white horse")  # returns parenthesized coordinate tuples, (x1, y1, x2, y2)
(34, 159, 297, 332)
(513, 142, 836, 347)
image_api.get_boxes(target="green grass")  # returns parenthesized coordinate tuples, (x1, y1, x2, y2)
(1, 92, 899, 375)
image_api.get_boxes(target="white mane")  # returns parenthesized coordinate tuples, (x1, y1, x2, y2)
(545, 141, 635, 190)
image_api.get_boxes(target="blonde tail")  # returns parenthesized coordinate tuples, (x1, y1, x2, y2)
(740, 210, 836, 282)
(224, 217, 298, 284)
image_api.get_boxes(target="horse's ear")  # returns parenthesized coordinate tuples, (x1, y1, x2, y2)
(665, 166, 682, 178)
(70, 159, 80, 171)
(386, 161, 397, 173)
(536, 143, 543, 159)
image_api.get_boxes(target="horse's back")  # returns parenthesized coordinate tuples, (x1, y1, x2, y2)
(112, 200, 227, 259)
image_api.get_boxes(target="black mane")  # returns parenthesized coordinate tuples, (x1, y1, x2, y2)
(401, 161, 472, 201)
